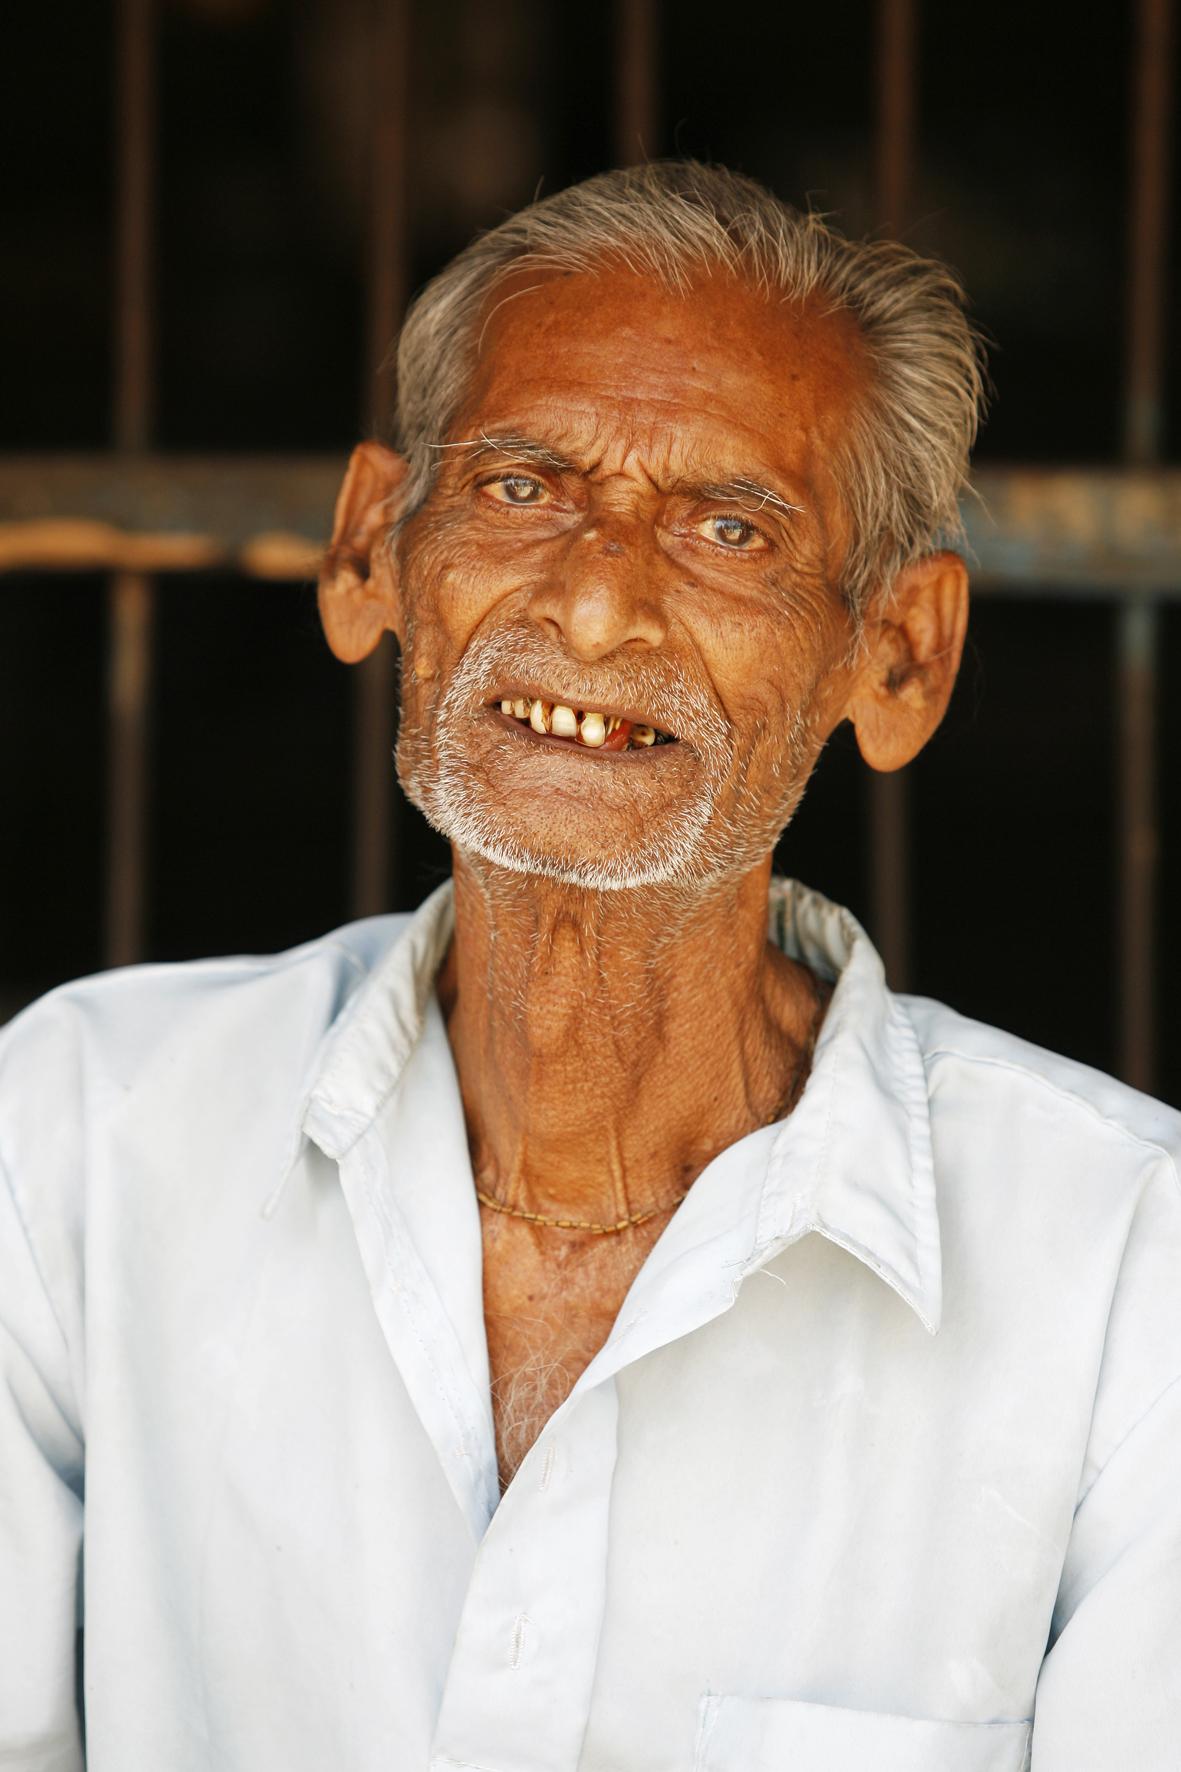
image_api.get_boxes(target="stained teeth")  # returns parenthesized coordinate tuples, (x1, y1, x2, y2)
(501, 696, 664, 749)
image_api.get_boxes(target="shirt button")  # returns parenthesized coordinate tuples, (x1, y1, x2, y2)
(509, 1612, 536, 1668)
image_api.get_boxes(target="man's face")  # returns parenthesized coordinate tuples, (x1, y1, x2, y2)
(391, 264, 870, 891)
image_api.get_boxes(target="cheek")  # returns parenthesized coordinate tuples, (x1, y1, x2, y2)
(398, 525, 529, 758)
(403, 518, 526, 665)
(707, 612, 849, 784)
(709, 620, 812, 730)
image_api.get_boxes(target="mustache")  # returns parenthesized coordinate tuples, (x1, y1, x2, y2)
(436, 621, 727, 745)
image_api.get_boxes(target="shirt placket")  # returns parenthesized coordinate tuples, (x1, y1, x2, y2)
(428, 1165, 791, 1772)
(329, 1096, 629, 1772)
(428, 1381, 621, 1772)
(324, 1119, 500, 1541)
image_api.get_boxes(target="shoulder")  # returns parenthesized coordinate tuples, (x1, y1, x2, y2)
(0, 915, 412, 1077)
(0, 914, 413, 1208)
(902, 992, 1181, 1186)
(902, 995, 1181, 1481)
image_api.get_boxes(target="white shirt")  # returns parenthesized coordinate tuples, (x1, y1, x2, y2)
(2, 877, 1179, 1772)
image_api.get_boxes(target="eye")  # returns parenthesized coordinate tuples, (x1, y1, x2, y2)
(695, 513, 768, 551)
(482, 473, 549, 506)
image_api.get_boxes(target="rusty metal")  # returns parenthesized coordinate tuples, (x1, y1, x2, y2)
(866, 770, 909, 990)
(114, 0, 153, 455)
(4, 458, 1181, 589)
(874, 0, 915, 232)
(1125, 0, 1173, 466)
(351, 0, 411, 920)
(351, 629, 400, 917)
(0, 455, 339, 561)
(0, 517, 316, 579)
(1117, 0, 1174, 1093)
(614, 0, 658, 166)
(964, 467, 1181, 594)
(105, 573, 154, 965)
(106, 0, 156, 969)
(1118, 600, 1160, 1092)
(363, 0, 410, 437)
(868, 0, 918, 990)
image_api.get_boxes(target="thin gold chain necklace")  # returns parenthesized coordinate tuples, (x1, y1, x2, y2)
(475, 977, 830, 1235)
(473, 1187, 687, 1235)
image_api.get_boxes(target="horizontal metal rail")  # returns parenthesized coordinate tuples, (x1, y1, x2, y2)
(2, 457, 1179, 593)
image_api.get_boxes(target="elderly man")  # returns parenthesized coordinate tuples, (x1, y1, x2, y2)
(2, 163, 1179, 1772)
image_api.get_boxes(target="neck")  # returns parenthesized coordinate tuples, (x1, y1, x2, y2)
(438, 852, 820, 1228)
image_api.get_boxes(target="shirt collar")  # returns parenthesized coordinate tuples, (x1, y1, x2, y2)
(298, 881, 456, 1162)
(297, 875, 941, 1335)
(759, 878, 941, 1333)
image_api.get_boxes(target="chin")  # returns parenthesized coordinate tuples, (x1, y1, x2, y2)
(397, 696, 802, 895)
(449, 823, 715, 892)
(408, 769, 725, 891)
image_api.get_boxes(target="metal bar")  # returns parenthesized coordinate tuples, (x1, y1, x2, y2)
(352, 0, 410, 919)
(105, 573, 154, 968)
(0, 455, 343, 559)
(1117, 0, 1173, 1092)
(875, 0, 915, 229)
(351, 630, 399, 917)
(0, 457, 1177, 582)
(106, 0, 156, 968)
(962, 467, 1181, 594)
(4, 459, 1181, 589)
(867, 771, 909, 987)
(1118, 600, 1159, 1091)
(1124, 0, 1172, 466)
(613, 0, 658, 166)
(114, 0, 153, 455)
(868, 0, 918, 989)
(364, 0, 409, 442)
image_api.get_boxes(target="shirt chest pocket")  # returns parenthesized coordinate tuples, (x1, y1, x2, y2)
(696, 1695, 1032, 1772)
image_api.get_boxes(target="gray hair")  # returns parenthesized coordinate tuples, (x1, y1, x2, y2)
(391, 161, 987, 615)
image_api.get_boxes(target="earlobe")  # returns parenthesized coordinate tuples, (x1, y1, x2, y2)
(318, 440, 410, 664)
(846, 551, 969, 772)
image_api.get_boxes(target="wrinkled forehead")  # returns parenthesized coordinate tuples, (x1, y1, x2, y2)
(453, 262, 869, 466)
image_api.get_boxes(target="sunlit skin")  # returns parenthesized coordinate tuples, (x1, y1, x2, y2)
(319, 265, 968, 1485)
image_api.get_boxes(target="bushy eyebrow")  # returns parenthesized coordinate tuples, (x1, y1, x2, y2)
(429, 434, 806, 521)
(684, 477, 805, 521)
(428, 432, 579, 475)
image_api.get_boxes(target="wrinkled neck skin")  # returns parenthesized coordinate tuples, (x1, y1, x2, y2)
(437, 849, 820, 1227)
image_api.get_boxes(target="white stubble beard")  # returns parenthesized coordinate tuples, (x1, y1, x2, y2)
(399, 622, 814, 892)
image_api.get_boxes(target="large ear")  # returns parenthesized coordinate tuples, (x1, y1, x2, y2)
(844, 551, 969, 771)
(318, 441, 410, 663)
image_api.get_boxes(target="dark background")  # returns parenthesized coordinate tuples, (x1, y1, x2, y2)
(2, 0, 1179, 1102)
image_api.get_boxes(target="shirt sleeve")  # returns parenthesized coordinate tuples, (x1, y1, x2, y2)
(1031, 1372, 1181, 1769)
(0, 1148, 85, 1771)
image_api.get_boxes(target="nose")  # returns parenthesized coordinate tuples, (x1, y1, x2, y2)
(527, 520, 667, 662)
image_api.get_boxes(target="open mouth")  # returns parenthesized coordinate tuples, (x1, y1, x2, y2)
(491, 695, 678, 753)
